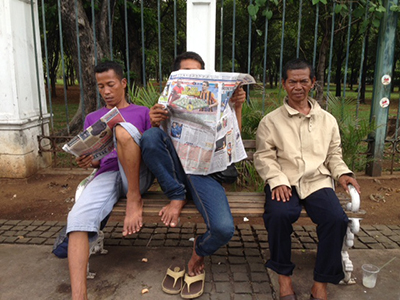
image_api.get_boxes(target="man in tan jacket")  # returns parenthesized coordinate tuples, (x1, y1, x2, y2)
(254, 58, 361, 300)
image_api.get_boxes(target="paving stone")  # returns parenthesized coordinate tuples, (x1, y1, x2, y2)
(168, 228, 181, 233)
(120, 239, 133, 246)
(152, 234, 165, 240)
(243, 249, 259, 256)
(211, 263, 229, 273)
(140, 228, 154, 233)
(382, 242, 399, 249)
(167, 233, 180, 239)
(237, 224, 251, 230)
(44, 238, 55, 245)
(211, 293, 231, 300)
(250, 272, 269, 282)
(303, 225, 316, 232)
(40, 231, 55, 238)
(368, 243, 385, 249)
(28, 237, 46, 244)
(359, 236, 378, 244)
(2, 231, 17, 237)
(213, 248, 228, 256)
(231, 236, 241, 242)
(242, 236, 255, 242)
(387, 225, 400, 230)
(15, 238, 31, 244)
(31, 221, 46, 226)
(5, 220, 20, 225)
(293, 225, 304, 231)
(230, 264, 248, 273)
(374, 236, 392, 243)
(373, 225, 390, 231)
(137, 233, 152, 239)
(197, 229, 207, 234)
(154, 228, 168, 234)
(295, 231, 309, 237)
(252, 225, 264, 230)
(361, 225, 375, 230)
(105, 239, 120, 246)
(248, 263, 266, 273)
(143, 222, 157, 228)
(181, 234, 195, 240)
(213, 272, 230, 282)
(252, 282, 272, 294)
(228, 257, 247, 264)
(299, 237, 315, 243)
(4, 236, 19, 243)
(18, 220, 34, 226)
(0, 237, 6, 243)
(303, 243, 318, 249)
(164, 240, 179, 247)
(228, 241, 243, 248)
(365, 230, 381, 237)
(149, 240, 164, 246)
(214, 282, 233, 293)
(16, 231, 29, 236)
(246, 257, 264, 264)
(389, 235, 400, 242)
(0, 225, 13, 231)
(233, 281, 252, 293)
(178, 240, 192, 247)
(240, 230, 253, 236)
(36, 226, 51, 231)
(352, 240, 369, 249)
(233, 272, 249, 282)
(0, 220, 7, 225)
(233, 294, 253, 300)
(253, 293, 273, 299)
(259, 242, 269, 249)
(195, 223, 206, 229)
(257, 235, 268, 242)
(229, 249, 244, 256)
(243, 242, 258, 248)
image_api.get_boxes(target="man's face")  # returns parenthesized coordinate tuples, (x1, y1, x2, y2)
(202, 82, 209, 91)
(96, 69, 127, 109)
(282, 68, 315, 105)
(180, 59, 202, 70)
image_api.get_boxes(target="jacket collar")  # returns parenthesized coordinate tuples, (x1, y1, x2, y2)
(283, 96, 319, 117)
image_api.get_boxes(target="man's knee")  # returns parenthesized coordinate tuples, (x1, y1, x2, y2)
(115, 125, 136, 146)
(211, 221, 235, 244)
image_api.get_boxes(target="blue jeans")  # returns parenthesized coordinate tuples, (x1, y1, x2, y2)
(263, 185, 348, 284)
(141, 127, 234, 256)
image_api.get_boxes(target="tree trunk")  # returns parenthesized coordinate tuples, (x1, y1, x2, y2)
(58, 0, 108, 135)
(315, 33, 329, 105)
(360, 30, 370, 104)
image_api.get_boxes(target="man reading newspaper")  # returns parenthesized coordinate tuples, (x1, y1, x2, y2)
(141, 51, 247, 298)
(57, 61, 153, 300)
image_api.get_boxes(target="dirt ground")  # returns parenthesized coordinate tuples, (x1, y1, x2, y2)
(1, 169, 399, 226)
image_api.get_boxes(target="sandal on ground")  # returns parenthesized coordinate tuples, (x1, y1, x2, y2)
(180, 271, 205, 299)
(161, 263, 186, 294)
(280, 294, 298, 300)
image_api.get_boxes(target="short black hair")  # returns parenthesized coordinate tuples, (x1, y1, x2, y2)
(282, 58, 315, 81)
(172, 51, 205, 71)
(94, 60, 124, 80)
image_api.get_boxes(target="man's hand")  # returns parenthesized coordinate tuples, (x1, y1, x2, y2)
(230, 86, 246, 111)
(149, 104, 169, 127)
(76, 154, 99, 169)
(123, 192, 143, 236)
(272, 185, 292, 202)
(338, 175, 361, 195)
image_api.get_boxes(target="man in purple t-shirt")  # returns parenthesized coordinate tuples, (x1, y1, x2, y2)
(66, 61, 152, 300)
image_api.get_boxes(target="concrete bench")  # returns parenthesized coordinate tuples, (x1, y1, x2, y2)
(81, 139, 365, 284)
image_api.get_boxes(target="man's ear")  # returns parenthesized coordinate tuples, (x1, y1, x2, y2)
(121, 78, 127, 88)
(311, 76, 316, 89)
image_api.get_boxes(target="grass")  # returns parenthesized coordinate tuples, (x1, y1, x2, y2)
(46, 83, 400, 173)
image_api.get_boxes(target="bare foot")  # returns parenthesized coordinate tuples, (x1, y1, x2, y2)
(311, 281, 327, 300)
(159, 199, 187, 227)
(187, 238, 204, 276)
(278, 275, 295, 297)
(123, 193, 143, 236)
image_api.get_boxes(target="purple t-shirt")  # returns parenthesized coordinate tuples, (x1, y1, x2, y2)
(84, 104, 151, 176)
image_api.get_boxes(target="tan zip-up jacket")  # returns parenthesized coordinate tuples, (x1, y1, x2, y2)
(254, 97, 353, 199)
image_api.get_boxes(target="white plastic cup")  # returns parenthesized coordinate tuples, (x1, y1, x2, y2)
(362, 264, 380, 288)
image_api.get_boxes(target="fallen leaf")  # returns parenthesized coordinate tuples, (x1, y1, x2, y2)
(142, 258, 148, 263)
(141, 288, 149, 294)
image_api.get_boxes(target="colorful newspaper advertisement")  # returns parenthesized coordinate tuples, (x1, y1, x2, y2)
(158, 70, 256, 175)
(62, 107, 125, 160)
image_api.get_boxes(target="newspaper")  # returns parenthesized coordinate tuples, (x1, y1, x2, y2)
(62, 107, 125, 160)
(158, 70, 256, 175)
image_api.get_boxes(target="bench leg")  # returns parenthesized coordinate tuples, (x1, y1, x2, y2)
(339, 218, 361, 285)
(86, 231, 108, 279)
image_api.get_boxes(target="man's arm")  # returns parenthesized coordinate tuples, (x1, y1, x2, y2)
(254, 115, 291, 191)
(149, 103, 169, 127)
(229, 86, 246, 131)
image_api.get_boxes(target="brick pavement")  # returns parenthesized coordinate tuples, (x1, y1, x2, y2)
(1, 219, 400, 299)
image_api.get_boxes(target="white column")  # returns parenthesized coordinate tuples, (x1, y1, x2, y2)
(0, 0, 51, 178)
(187, 0, 216, 71)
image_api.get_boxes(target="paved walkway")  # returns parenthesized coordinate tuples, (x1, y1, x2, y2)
(1, 219, 400, 299)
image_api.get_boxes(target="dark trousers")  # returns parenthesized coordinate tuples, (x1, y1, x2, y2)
(263, 185, 349, 284)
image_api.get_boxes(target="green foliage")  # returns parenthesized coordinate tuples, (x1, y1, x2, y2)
(128, 82, 159, 108)
(327, 95, 375, 171)
(236, 160, 265, 192)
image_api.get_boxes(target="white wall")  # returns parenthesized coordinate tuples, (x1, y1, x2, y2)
(187, 0, 216, 71)
(0, 0, 51, 178)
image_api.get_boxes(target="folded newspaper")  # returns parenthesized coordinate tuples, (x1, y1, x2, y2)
(62, 107, 125, 160)
(158, 70, 256, 175)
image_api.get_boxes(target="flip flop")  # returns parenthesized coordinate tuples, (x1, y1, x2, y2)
(161, 263, 186, 294)
(180, 271, 205, 299)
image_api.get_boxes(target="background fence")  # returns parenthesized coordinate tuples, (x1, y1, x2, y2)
(33, 0, 400, 174)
